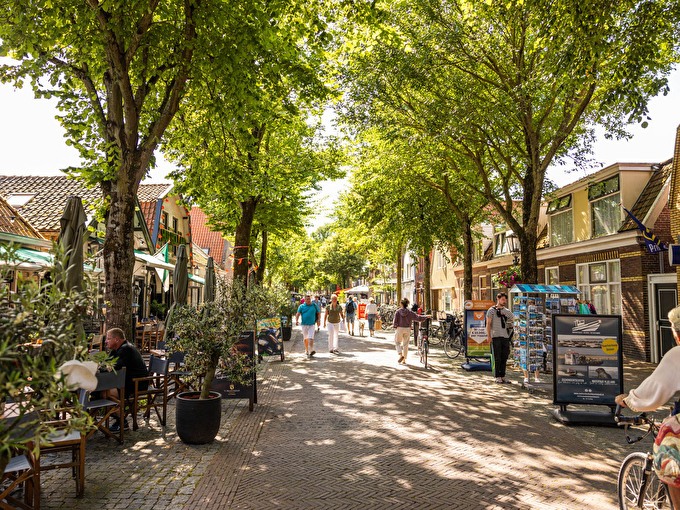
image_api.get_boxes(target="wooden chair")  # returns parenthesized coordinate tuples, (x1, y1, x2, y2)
(88, 334, 103, 352)
(1, 450, 40, 510)
(166, 351, 194, 400)
(78, 368, 126, 444)
(38, 420, 86, 497)
(1, 410, 40, 510)
(127, 356, 169, 431)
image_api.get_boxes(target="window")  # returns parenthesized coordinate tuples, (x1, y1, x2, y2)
(576, 259, 621, 315)
(6, 193, 35, 208)
(545, 267, 559, 285)
(548, 195, 573, 246)
(444, 290, 452, 311)
(172, 217, 178, 233)
(589, 176, 621, 238)
(494, 231, 509, 256)
(436, 249, 447, 269)
(472, 240, 483, 262)
(161, 211, 169, 228)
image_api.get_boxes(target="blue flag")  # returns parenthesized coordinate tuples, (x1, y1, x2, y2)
(623, 208, 667, 253)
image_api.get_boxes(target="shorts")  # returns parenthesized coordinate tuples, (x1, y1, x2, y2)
(301, 324, 316, 339)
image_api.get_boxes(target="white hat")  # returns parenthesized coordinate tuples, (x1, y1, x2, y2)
(56, 360, 99, 391)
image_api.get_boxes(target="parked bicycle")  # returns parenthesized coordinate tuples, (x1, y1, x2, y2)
(417, 318, 431, 369)
(615, 405, 674, 509)
(378, 304, 396, 330)
(443, 314, 465, 359)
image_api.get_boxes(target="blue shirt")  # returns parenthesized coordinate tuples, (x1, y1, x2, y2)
(297, 303, 318, 325)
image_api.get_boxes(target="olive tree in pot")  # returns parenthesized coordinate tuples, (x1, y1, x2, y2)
(166, 279, 275, 444)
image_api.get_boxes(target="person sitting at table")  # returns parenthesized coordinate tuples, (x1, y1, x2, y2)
(104, 327, 149, 431)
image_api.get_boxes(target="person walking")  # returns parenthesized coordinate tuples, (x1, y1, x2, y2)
(324, 294, 345, 354)
(296, 295, 320, 358)
(392, 298, 430, 365)
(345, 296, 356, 336)
(365, 297, 378, 337)
(615, 304, 680, 508)
(486, 292, 514, 384)
(312, 296, 322, 331)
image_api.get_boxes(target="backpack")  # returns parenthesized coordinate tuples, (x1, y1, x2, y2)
(346, 301, 355, 314)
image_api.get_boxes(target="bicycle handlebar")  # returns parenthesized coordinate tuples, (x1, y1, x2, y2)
(614, 404, 655, 444)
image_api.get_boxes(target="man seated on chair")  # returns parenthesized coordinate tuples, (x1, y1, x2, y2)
(104, 327, 149, 431)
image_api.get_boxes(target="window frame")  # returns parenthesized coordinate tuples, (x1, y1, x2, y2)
(545, 266, 559, 285)
(576, 259, 622, 315)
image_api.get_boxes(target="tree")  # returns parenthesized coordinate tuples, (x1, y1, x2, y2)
(0, 0, 216, 336)
(341, 0, 680, 282)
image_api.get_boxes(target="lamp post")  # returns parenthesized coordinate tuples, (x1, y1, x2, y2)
(506, 230, 520, 266)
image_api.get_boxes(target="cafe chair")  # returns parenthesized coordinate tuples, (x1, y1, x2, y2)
(166, 351, 194, 400)
(38, 419, 86, 497)
(138, 323, 158, 353)
(88, 334, 103, 352)
(1, 410, 40, 510)
(1, 450, 40, 510)
(128, 356, 169, 431)
(78, 368, 126, 444)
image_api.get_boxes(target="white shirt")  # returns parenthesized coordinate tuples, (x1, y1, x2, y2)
(624, 345, 680, 412)
(365, 303, 378, 315)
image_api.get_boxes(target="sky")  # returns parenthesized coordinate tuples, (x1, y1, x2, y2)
(1, 69, 679, 229)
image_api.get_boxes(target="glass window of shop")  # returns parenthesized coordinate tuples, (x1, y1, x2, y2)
(545, 266, 559, 285)
(444, 290, 452, 311)
(494, 231, 509, 256)
(576, 260, 621, 314)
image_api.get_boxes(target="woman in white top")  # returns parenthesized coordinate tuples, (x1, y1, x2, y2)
(616, 305, 680, 507)
(365, 298, 378, 337)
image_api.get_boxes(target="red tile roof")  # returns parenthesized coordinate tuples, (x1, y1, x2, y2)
(0, 175, 100, 232)
(190, 206, 230, 268)
(0, 195, 45, 240)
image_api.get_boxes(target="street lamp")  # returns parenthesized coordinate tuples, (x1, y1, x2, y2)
(506, 230, 520, 265)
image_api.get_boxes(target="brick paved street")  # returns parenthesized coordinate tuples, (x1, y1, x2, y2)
(40, 326, 666, 509)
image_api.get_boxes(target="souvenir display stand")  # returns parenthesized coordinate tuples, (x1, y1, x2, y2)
(508, 284, 580, 388)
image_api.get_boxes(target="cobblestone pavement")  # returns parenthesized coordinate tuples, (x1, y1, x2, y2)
(40, 326, 667, 509)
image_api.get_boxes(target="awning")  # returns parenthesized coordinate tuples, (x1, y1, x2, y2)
(134, 250, 174, 271)
(0, 246, 52, 270)
(509, 284, 580, 294)
(188, 274, 205, 285)
(345, 285, 369, 294)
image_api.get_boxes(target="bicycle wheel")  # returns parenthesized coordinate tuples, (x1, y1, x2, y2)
(444, 332, 463, 359)
(428, 325, 444, 345)
(618, 452, 670, 509)
(421, 339, 428, 369)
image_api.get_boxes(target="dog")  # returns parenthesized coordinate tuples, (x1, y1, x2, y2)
(358, 321, 365, 337)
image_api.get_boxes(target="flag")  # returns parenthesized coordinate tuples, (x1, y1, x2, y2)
(623, 208, 668, 254)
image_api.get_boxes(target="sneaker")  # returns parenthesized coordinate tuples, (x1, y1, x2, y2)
(495, 377, 504, 384)
(310, 350, 316, 357)
(523, 377, 529, 384)
(398, 355, 405, 363)
(534, 377, 541, 383)
(333, 349, 340, 354)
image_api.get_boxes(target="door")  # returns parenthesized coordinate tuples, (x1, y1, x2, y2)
(655, 283, 677, 358)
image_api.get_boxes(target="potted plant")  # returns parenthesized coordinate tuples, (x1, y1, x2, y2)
(166, 278, 275, 444)
(491, 265, 523, 289)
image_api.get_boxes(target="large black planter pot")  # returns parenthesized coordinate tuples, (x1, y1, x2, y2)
(281, 326, 292, 341)
(176, 391, 222, 444)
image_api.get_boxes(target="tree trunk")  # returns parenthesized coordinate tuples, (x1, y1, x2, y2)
(233, 197, 258, 283)
(462, 219, 473, 301)
(423, 247, 432, 312)
(103, 178, 139, 341)
(256, 229, 267, 284)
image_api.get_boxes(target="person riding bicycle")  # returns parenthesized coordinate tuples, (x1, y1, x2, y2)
(392, 298, 430, 365)
(615, 304, 680, 508)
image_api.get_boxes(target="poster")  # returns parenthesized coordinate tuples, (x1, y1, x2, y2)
(465, 309, 492, 358)
(256, 317, 284, 359)
(552, 315, 623, 405)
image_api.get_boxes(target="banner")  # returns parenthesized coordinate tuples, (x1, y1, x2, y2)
(624, 207, 667, 253)
(553, 315, 623, 406)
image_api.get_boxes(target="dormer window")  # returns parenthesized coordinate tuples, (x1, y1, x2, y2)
(589, 175, 621, 238)
(548, 194, 573, 246)
(6, 193, 35, 209)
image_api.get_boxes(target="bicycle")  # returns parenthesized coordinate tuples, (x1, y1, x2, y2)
(417, 318, 430, 369)
(427, 312, 447, 345)
(615, 405, 674, 510)
(443, 315, 465, 359)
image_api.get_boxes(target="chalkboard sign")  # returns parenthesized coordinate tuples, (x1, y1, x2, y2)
(210, 331, 257, 411)
(552, 315, 623, 406)
(256, 317, 285, 361)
